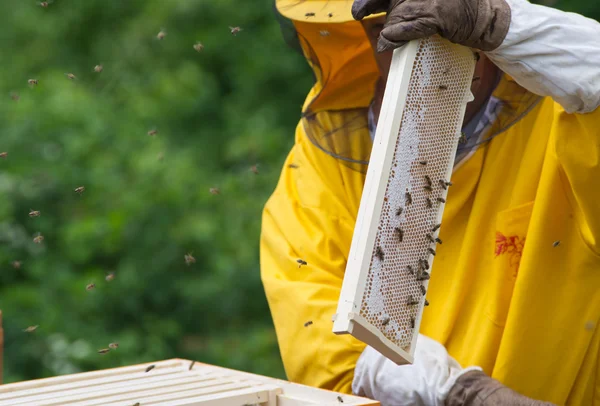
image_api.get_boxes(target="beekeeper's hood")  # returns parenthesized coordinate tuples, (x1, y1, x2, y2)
(274, 0, 541, 172)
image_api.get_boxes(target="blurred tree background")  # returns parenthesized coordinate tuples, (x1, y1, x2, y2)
(0, 0, 597, 385)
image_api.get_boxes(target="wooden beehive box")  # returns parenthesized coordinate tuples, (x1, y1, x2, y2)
(0, 358, 379, 406)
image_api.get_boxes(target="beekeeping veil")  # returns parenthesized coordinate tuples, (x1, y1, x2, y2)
(273, 0, 542, 173)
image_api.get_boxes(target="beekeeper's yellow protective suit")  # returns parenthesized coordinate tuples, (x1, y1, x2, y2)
(261, 1, 600, 405)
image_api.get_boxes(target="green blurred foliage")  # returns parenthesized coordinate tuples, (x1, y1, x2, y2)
(0, 0, 313, 383)
(0, 0, 597, 386)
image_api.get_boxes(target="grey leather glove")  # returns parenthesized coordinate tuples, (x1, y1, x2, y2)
(445, 370, 557, 406)
(352, 0, 511, 52)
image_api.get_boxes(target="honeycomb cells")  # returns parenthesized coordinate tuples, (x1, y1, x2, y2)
(359, 36, 475, 351)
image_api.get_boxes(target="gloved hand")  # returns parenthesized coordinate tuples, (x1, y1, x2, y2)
(446, 370, 557, 406)
(352, 0, 511, 52)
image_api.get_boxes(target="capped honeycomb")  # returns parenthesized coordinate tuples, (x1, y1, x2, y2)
(358, 36, 476, 354)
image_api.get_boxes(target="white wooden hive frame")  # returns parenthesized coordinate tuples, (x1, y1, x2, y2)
(0, 359, 379, 406)
(333, 36, 476, 365)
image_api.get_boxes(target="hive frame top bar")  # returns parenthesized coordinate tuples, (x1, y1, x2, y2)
(333, 36, 476, 365)
(0, 359, 379, 406)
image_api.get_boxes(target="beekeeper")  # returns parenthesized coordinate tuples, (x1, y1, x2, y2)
(261, 0, 600, 404)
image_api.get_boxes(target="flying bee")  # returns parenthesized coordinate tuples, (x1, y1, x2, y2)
(410, 317, 415, 329)
(337, 395, 344, 403)
(319, 30, 330, 37)
(147, 129, 158, 136)
(189, 360, 196, 370)
(157, 29, 167, 40)
(12, 260, 21, 269)
(405, 191, 412, 205)
(209, 187, 220, 195)
(375, 246, 384, 261)
(65, 73, 76, 80)
(74, 186, 85, 195)
(0, 152, 7, 158)
(105, 272, 115, 282)
(394, 227, 403, 242)
(420, 285, 426, 295)
(93, 65, 103, 73)
(86, 283, 96, 291)
(288, 163, 299, 169)
(304, 320, 313, 327)
(432, 223, 441, 232)
(396, 207, 403, 216)
(297, 259, 308, 268)
(472, 76, 481, 82)
(29, 209, 41, 218)
(33, 233, 44, 244)
(424, 299, 430, 306)
(98, 348, 110, 354)
(185, 253, 196, 266)
(193, 42, 205, 52)
(438, 85, 448, 90)
(23, 325, 39, 333)
(419, 160, 427, 165)
(250, 164, 259, 174)
(381, 316, 390, 326)
(229, 26, 242, 35)
(427, 248, 436, 256)
(406, 296, 418, 306)
(328, 12, 333, 17)
(145, 364, 156, 373)
(437, 197, 446, 203)
(28, 79, 38, 86)
(426, 233, 435, 243)
(108, 342, 119, 349)
(553, 240, 560, 248)
(425, 197, 433, 208)
(11, 92, 19, 101)
(424, 175, 432, 187)
(39, 1, 51, 8)
(305, 12, 315, 17)
(435, 237, 443, 244)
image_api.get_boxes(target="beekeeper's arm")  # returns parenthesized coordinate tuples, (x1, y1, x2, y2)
(353, 0, 600, 114)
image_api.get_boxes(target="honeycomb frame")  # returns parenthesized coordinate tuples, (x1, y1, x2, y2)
(332, 36, 476, 365)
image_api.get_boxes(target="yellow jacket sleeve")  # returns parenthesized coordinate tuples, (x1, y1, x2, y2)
(260, 122, 367, 393)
